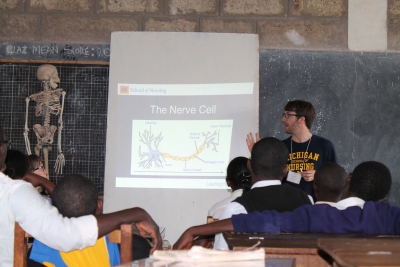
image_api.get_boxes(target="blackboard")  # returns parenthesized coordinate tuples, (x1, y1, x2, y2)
(2, 50, 400, 204)
(0, 42, 110, 63)
(0, 63, 109, 194)
(259, 50, 400, 205)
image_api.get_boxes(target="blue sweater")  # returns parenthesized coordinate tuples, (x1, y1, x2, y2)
(232, 201, 400, 235)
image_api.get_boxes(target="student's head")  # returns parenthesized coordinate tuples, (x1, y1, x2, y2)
(284, 100, 316, 129)
(226, 157, 251, 193)
(27, 154, 48, 178)
(348, 161, 392, 201)
(51, 174, 98, 218)
(313, 162, 347, 202)
(0, 125, 8, 172)
(4, 150, 29, 180)
(249, 137, 288, 181)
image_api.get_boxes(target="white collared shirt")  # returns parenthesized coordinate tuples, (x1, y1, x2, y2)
(213, 180, 281, 250)
(315, 201, 336, 206)
(333, 197, 365, 210)
(208, 189, 243, 219)
(0, 172, 98, 267)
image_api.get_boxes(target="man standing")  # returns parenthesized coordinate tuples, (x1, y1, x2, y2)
(247, 100, 337, 201)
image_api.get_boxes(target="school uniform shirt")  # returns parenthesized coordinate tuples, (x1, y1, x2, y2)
(30, 235, 120, 267)
(213, 180, 312, 250)
(208, 189, 243, 219)
(232, 200, 398, 235)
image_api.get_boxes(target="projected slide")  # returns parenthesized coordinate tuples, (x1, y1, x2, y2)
(112, 81, 257, 189)
(131, 120, 233, 176)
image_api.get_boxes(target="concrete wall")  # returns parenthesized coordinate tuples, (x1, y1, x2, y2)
(1, 0, 399, 52)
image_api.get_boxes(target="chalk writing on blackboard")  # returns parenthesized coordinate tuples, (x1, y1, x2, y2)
(0, 42, 110, 62)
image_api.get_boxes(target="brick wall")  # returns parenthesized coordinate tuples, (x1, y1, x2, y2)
(3, 0, 400, 51)
(0, 0, 353, 51)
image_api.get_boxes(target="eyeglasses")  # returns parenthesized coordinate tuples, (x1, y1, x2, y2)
(0, 140, 11, 148)
(282, 113, 303, 119)
(33, 165, 46, 172)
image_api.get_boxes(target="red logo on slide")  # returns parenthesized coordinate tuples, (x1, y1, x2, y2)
(119, 85, 129, 94)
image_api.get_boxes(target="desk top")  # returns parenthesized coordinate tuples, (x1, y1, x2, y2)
(116, 257, 295, 267)
(318, 238, 400, 267)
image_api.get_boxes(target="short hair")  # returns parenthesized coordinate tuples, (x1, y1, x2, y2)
(349, 161, 392, 201)
(314, 162, 347, 197)
(285, 100, 316, 129)
(4, 150, 29, 179)
(226, 156, 251, 193)
(251, 137, 288, 179)
(27, 154, 43, 172)
(51, 174, 98, 218)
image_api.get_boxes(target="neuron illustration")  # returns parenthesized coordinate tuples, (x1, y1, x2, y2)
(138, 127, 164, 169)
(137, 127, 220, 169)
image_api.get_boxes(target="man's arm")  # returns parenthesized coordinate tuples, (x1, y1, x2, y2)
(23, 172, 55, 194)
(96, 207, 162, 253)
(325, 139, 338, 163)
(173, 219, 233, 250)
(231, 203, 388, 235)
(12, 183, 161, 253)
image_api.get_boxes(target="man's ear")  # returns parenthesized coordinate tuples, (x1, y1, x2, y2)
(225, 178, 231, 187)
(313, 182, 318, 192)
(96, 197, 103, 215)
(346, 173, 352, 185)
(281, 166, 288, 177)
(247, 158, 252, 172)
(0, 163, 6, 173)
(297, 116, 306, 125)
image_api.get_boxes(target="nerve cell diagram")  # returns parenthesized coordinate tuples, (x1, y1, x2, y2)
(131, 120, 233, 176)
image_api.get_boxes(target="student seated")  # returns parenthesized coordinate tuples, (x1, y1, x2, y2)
(173, 161, 394, 249)
(30, 174, 121, 266)
(208, 156, 251, 219)
(313, 162, 347, 205)
(0, 125, 161, 267)
(4, 149, 54, 195)
(27, 154, 49, 193)
(213, 137, 312, 250)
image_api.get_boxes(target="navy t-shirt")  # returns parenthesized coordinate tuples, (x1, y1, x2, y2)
(282, 135, 337, 201)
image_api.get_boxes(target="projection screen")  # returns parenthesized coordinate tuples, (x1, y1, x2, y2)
(104, 32, 259, 243)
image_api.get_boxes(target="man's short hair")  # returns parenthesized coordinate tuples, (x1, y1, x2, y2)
(51, 174, 98, 218)
(285, 100, 316, 129)
(349, 161, 392, 201)
(251, 137, 288, 179)
(27, 154, 43, 172)
(314, 162, 347, 197)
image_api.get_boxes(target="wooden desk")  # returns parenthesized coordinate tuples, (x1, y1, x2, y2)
(223, 232, 400, 267)
(224, 232, 335, 267)
(318, 237, 400, 267)
(117, 257, 295, 267)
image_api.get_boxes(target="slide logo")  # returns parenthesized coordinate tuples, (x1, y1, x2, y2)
(119, 85, 130, 95)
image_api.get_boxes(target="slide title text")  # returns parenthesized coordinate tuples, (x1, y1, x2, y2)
(150, 105, 217, 114)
